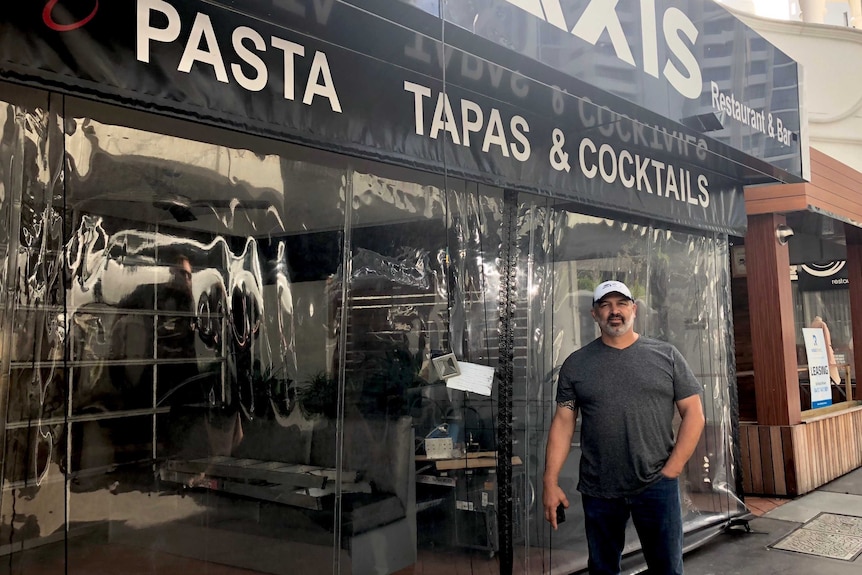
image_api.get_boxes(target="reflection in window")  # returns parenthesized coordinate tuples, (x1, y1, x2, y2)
(1, 90, 743, 575)
(792, 271, 855, 409)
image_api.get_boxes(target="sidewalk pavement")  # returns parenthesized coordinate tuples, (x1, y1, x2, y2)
(681, 465, 862, 574)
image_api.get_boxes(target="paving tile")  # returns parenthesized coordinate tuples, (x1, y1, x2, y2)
(745, 496, 790, 516)
(765, 492, 862, 524)
(820, 471, 862, 497)
(770, 513, 862, 561)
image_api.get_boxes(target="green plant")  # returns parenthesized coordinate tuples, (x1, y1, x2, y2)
(359, 345, 428, 416)
(297, 371, 339, 419)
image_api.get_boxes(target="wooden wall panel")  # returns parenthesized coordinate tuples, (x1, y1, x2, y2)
(743, 189, 808, 215)
(758, 426, 775, 495)
(806, 191, 862, 220)
(744, 148, 862, 221)
(739, 423, 792, 496)
(769, 426, 786, 495)
(810, 148, 862, 196)
(745, 214, 801, 426)
(747, 425, 764, 494)
(743, 182, 807, 203)
(731, 276, 757, 422)
(781, 426, 796, 494)
(740, 410, 862, 496)
(736, 148, 862, 498)
(740, 426, 753, 495)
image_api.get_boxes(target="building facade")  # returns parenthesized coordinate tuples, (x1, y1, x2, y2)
(0, 1, 804, 573)
(713, 2, 862, 498)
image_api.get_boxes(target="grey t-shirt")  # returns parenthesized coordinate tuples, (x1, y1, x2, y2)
(555, 336, 703, 498)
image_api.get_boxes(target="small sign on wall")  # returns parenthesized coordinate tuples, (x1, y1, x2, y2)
(803, 327, 833, 409)
(731, 246, 746, 277)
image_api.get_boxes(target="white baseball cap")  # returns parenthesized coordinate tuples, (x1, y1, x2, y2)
(593, 280, 633, 303)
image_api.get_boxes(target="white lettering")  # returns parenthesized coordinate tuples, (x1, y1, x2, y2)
(137, 2, 344, 112)
(507, 0, 567, 29)
(619, 150, 635, 188)
(697, 174, 710, 207)
(231, 27, 267, 92)
(635, 156, 652, 193)
(641, 0, 659, 78)
(576, 138, 711, 209)
(461, 99, 484, 147)
(665, 166, 679, 200)
(571, 0, 635, 67)
(711, 81, 793, 147)
(663, 8, 701, 99)
(178, 14, 229, 83)
(500, 0, 704, 101)
(482, 109, 509, 156)
(271, 37, 304, 101)
(598, 144, 617, 183)
(137, 0, 181, 63)
(579, 138, 598, 178)
(430, 92, 461, 144)
(652, 160, 666, 196)
(303, 51, 342, 112)
(404, 83, 531, 162)
(510, 115, 531, 161)
(403, 81, 432, 135)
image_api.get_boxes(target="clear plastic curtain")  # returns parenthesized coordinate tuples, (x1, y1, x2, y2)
(0, 84, 743, 575)
(516, 204, 744, 574)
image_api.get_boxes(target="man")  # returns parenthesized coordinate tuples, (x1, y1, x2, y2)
(543, 280, 705, 575)
(155, 251, 243, 461)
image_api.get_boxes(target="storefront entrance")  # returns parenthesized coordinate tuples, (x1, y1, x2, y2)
(1, 1, 806, 573)
(0, 86, 741, 574)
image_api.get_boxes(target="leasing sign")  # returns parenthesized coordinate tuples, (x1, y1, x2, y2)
(803, 327, 833, 409)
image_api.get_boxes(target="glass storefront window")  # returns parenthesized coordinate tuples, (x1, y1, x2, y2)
(792, 265, 856, 412)
(526, 210, 741, 572)
(0, 84, 743, 575)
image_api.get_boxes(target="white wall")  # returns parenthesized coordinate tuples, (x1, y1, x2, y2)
(717, 1, 858, 25)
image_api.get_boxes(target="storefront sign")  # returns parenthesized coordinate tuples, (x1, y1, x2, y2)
(480, 0, 704, 99)
(797, 261, 849, 292)
(802, 327, 833, 409)
(433, 0, 804, 179)
(0, 0, 769, 233)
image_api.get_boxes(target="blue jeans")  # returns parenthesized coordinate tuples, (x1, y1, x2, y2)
(582, 476, 684, 575)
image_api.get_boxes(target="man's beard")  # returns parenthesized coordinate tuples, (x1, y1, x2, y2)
(599, 314, 635, 337)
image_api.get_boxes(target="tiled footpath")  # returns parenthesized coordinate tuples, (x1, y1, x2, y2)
(681, 466, 862, 575)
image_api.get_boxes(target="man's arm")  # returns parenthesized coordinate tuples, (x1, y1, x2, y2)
(543, 404, 577, 529)
(661, 394, 705, 479)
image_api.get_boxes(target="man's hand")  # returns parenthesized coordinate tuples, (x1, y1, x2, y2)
(543, 405, 577, 530)
(542, 482, 569, 530)
(661, 394, 705, 479)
